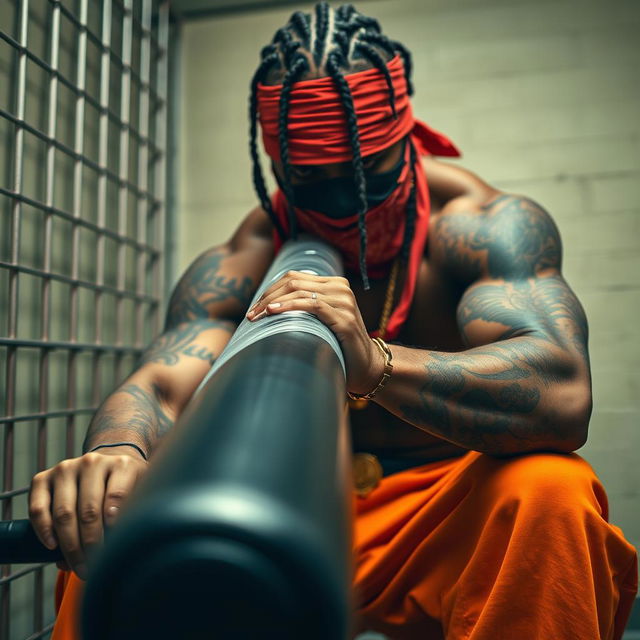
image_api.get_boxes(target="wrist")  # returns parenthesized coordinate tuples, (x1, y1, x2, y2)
(89, 442, 148, 461)
(348, 337, 393, 401)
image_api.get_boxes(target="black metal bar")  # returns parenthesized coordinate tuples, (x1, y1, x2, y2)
(0, 338, 143, 354)
(0, 488, 28, 501)
(0, 408, 97, 426)
(0, 520, 62, 564)
(0, 187, 160, 255)
(0, 261, 159, 304)
(0, 31, 164, 155)
(0, 108, 162, 205)
(0, 564, 49, 588)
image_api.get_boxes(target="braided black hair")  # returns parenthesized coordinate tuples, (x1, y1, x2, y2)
(248, 2, 416, 289)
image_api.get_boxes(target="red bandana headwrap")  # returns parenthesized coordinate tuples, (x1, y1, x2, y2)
(256, 55, 461, 340)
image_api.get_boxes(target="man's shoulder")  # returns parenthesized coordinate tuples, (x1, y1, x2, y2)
(421, 155, 499, 211)
(427, 191, 563, 284)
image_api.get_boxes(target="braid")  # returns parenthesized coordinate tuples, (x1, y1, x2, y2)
(249, 52, 286, 239)
(326, 52, 370, 290)
(313, 2, 330, 67)
(353, 42, 397, 118)
(278, 54, 310, 240)
(290, 11, 311, 47)
(250, 3, 416, 271)
(357, 31, 396, 60)
(332, 30, 351, 62)
(353, 14, 381, 33)
(274, 27, 302, 67)
(391, 40, 414, 96)
(400, 140, 418, 264)
(336, 4, 355, 22)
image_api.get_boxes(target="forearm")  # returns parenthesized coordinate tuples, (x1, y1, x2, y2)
(82, 381, 175, 456)
(82, 318, 237, 456)
(376, 337, 591, 456)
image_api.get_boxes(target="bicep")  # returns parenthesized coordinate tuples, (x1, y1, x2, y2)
(439, 194, 588, 356)
(165, 207, 274, 329)
(457, 275, 589, 358)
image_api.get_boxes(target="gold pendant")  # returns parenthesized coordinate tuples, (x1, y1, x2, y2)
(347, 395, 369, 410)
(353, 452, 383, 498)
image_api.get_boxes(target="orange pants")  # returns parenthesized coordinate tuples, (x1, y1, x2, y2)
(52, 451, 637, 640)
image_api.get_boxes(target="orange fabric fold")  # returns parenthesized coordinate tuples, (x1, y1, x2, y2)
(50, 452, 637, 640)
(353, 451, 638, 640)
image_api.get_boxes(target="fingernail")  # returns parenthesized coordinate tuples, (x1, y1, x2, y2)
(44, 535, 57, 549)
(267, 302, 281, 309)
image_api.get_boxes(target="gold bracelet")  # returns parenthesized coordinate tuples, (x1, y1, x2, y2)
(347, 337, 393, 401)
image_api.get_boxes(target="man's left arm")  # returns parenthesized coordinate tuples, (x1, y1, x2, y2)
(376, 194, 592, 455)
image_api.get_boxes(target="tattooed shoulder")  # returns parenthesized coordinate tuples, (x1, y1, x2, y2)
(165, 246, 254, 329)
(431, 194, 563, 283)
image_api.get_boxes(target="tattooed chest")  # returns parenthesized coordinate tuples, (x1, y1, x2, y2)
(401, 275, 465, 351)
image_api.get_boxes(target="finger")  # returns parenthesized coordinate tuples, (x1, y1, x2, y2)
(249, 277, 346, 319)
(77, 454, 109, 563)
(262, 290, 353, 317)
(103, 456, 143, 528)
(29, 472, 58, 550)
(248, 271, 329, 314)
(261, 296, 345, 330)
(248, 283, 316, 319)
(248, 280, 298, 315)
(51, 462, 86, 579)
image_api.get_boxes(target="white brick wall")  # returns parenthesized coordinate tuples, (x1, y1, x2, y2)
(178, 0, 640, 558)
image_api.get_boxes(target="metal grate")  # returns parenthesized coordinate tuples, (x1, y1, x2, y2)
(0, 0, 169, 637)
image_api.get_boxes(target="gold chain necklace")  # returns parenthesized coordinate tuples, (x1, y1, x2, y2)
(376, 257, 400, 338)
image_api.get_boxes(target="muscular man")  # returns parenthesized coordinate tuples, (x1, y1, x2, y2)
(32, 4, 637, 639)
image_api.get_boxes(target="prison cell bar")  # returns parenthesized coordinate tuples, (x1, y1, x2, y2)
(0, 2, 170, 638)
(2, 1, 29, 637)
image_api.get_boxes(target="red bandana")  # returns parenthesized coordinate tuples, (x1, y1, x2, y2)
(256, 56, 461, 340)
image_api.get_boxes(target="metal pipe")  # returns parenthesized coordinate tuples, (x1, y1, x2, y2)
(82, 239, 351, 640)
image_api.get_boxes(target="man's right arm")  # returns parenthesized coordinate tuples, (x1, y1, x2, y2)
(86, 207, 275, 452)
(29, 207, 275, 578)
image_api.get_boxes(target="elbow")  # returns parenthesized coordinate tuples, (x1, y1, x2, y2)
(554, 374, 592, 453)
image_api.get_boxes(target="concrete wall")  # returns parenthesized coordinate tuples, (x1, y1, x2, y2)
(177, 0, 640, 557)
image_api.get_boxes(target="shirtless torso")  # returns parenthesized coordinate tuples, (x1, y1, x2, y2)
(170, 156, 500, 463)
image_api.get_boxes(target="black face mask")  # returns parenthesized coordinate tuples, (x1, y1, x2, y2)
(276, 139, 407, 219)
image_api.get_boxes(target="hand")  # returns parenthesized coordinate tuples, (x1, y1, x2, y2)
(28, 447, 149, 580)
(245, 270, 384, 395)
